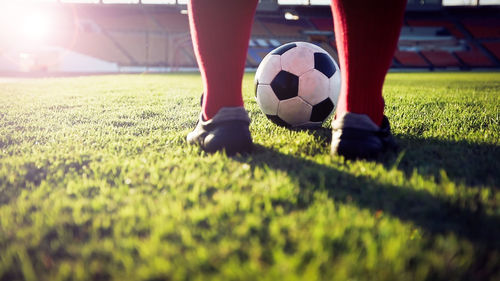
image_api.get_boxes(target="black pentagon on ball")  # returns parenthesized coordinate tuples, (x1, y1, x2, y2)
(310, 98, 334, 122)
(270, 71, 299, 101)
(314, 53, 336, 78)
(266, 114, 290, 127)
(271, 43, 297, 55)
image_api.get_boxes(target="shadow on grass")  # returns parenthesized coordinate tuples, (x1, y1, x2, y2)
(291, 127, 499, 188)
(391, 136, 499, 188)
(237, 144, 500, 252)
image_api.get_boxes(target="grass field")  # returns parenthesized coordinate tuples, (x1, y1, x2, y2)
(0, 72, 499, 281)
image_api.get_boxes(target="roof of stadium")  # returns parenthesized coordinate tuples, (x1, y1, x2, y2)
(2, 0, 500, 7)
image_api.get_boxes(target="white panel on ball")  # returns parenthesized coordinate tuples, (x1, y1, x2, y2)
(281, 45, 315, 76)
(278, 97, 312, 126)
(255, 54, 281, 85)
(329, 70, 342, 104)
(298, 69, 330, 106)
(296, 41, 325, 53)
(256, 84, 280, 115)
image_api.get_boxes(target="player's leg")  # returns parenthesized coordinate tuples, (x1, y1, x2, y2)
(330, 0, 406, 159)
(186, 0, 258, 154)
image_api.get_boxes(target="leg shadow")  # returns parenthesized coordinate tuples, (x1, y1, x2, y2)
(269, 127, 499, 188)
(389, 136, 499, 187)
(235, 144, 500, 251)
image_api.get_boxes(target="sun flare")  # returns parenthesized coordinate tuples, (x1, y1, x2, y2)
(21, 12, 52, 41)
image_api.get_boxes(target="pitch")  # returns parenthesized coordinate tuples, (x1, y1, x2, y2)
(0, 72, 499, 281)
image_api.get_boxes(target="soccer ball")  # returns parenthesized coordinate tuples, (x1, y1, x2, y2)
(255, 42, 341, 128)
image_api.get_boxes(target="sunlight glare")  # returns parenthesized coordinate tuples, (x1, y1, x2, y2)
(22, 12, 52, 41)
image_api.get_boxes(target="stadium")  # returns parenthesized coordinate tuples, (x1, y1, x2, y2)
(0, 0, 499, 280)
(1, 0, 500, 73)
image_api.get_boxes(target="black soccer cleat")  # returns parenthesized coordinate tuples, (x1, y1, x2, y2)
(331, 112, 398, 159)
(187, 107, 253, 155)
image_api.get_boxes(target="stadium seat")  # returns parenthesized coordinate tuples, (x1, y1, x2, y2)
(482, 42, 500, 61)
(247, 47, 274, 67)
(108, 33, 148, 65)
(461, 18, 500, 39)
(5, 2, 499, 72)
(394, 50, 429, 67)
(77, 6, 160, 32)
(260, 17, 310, 37)
(251, 19, 271, 36)
(309, 18, 333, 31)
(147, 34, 167, 65)
(420, 50, 461, 68)
(71, 32, 132, 65)
(94, 14, 159, 32)
(150, 12, 190, 33)
(406, 19, 465, 39)
(454, 44, 495, 67)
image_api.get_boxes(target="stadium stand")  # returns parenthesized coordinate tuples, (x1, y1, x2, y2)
(398, 26, 463, 60)
(482, 42, 500, 61)
(309, 17, 333, 31)
(245, 7, 499, 70)
(147, 33, 167, 65)
(82, 41, 117, 66)
(247, 47, 274, 67)
(91, 13, 159, 32)
(170, 35, 196, 68)
(251, 20, 271, 37)
(108, 32, 147, 64)
(46, 10, 133, 67)
(75, 5, 159, 32)
(406, 19, 465, 39)
(71, 32, 132, 65)
(149, 12, 190, 33)
(454, 43, 495, 67)
(421, 50, 461, 68)
(260, 17, 311, 37)
(70, 5, 197, 68)
(398, 9, 500, 69)
(2, 3, 499, 72)
(394, 51, 429, 67)
(58, 5, 500, 70)
(461, 18, 500, 39)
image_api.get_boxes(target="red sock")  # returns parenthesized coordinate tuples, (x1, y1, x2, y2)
(188, 0, 258, 120)
(331, 0, 406, 126)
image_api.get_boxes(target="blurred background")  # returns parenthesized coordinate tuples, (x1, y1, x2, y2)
(0, 0, 499, 75)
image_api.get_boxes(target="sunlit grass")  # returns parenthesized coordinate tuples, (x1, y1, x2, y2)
(0, 72, 499, 281)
